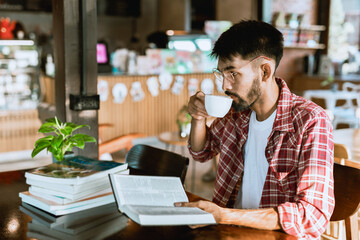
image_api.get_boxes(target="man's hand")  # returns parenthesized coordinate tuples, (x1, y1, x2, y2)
(175, 201, 281, 231)
(187, 91, 208, 121)
(175, 200, 223, 222)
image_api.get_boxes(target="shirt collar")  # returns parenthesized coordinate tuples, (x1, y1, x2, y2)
(231, 78, 295, 133)
(272, 78, 295, 132)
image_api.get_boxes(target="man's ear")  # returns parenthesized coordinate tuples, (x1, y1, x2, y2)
(261, 63, 272, 81)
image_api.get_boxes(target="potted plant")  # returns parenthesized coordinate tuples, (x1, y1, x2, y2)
(31, 116, 97, 161)
(176, 105, 191, 138)
(321, 75, 338, 92)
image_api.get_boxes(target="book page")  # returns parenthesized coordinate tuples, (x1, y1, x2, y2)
(127, 205, 210, 216)
(110, 175, 188, 206)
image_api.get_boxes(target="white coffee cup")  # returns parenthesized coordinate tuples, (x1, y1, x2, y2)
(205, 94, 233, 118)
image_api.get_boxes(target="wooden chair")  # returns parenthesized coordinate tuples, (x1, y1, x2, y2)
(330, 163, 360, 240)
(125, 144, 189, 184)
(334, 143, 351, 159)
(98, 133, 147, 157)
(323, 143, 360, 240)
(333, 142, 360, 171)
(333, 82, 360, 129)
(98, 123, 146, 160)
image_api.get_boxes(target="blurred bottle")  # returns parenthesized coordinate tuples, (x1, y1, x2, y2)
(127, 51, 137, 75)
(45, 54, 55, 77)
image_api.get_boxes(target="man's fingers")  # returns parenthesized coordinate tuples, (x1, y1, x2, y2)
(187, 91, 209, 120)
(195, 91, 205, 102)
(188, 224, 208, 229)
(188, 104, 208, 117)
(174, 201, 204, 208)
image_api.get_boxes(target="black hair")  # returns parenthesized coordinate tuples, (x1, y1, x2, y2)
(211, 20, 284, 68)
(147, 31, 169, 49)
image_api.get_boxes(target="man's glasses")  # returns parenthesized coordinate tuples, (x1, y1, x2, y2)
(212, 55, 271, 84)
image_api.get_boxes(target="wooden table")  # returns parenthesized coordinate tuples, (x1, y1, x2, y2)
(0, 169, 296, 240)
(158, 131, 197, 192)
(333, 128, 360, 161)
(158, 131, 188, 154)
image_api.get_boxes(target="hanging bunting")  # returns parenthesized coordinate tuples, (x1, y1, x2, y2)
(112, 83, 128, 104)
(97, 79, 109, 102)
(171, 76, 185, 95)
(201, 78, 214, 94)
(188, 78, 199, 96)
(146, 76, 159, 97)
(130, 81, 145, 102)
(159, 71, 173, 90)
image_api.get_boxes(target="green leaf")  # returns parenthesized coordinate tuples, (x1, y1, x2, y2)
(72, 124, 91, 132)
(72, 134, 97, 143)
(45, 117, 57, 123)
(31, 141, 51, 158)
(54, 117, 63, 126)
(40, 122, 58, 129)
(81, 135, 96, 143)
(65, 122, 78, 129)
(75, 140, 85, 149)
(60, 128, 70, 136)
(35, 135, 54, 145)
(48, 146, 61, 158)
(52, 135, 64, 148)
(53, 153, 63, 161)
(64, 126, 74, 135)
(63, 141, 74, 153)
(38, 126, 56, 133)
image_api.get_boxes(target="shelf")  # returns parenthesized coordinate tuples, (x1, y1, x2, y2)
(284, 43, 326, 50)
(276, 25, 326, 31)
(0, 40, 35, 46)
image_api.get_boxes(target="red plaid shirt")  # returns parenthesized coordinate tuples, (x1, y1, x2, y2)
(189, 78, 334, 239)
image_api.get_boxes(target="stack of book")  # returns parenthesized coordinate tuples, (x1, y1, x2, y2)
(21, 202, 128, 240)
(19, 155, 128, 216)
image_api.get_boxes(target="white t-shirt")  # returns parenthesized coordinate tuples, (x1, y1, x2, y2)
(234, 109, 277, 209)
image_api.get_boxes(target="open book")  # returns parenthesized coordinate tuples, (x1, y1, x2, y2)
(108, 174, 216, 226)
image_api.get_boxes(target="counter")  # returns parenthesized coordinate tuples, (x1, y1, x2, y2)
(42, 73, 215, 143)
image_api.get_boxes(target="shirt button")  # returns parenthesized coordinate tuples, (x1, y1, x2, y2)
(267, 150, 271, 154)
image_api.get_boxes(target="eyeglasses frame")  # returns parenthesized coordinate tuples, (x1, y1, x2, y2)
(212, 55, 271, 84)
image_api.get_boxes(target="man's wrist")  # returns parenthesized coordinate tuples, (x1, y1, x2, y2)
(218, 207, 233, 225)
(191, 118, 206, 126)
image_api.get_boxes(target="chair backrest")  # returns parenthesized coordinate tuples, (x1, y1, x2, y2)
(331, 163, 360, 239)
(99, 133, 146, 156)
(125, 144, 189, 183)
(334, 143, 351, 159)
(342, 82, 360, 108)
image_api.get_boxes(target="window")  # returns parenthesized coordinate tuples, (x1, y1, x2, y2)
(328, 0, 360, 74)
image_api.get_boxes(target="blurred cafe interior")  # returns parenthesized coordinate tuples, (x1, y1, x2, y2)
(0, 0, 360, 238)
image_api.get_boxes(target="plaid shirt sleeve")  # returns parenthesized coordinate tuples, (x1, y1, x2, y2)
(277, 114, 334, 239)
(188, 118, 224, 162)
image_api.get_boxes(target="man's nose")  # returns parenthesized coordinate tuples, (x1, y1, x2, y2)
(222, 78, 232, 91)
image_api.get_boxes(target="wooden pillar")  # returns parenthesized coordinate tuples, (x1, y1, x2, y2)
(52, 0, 99, 159)
(317, 0, 331, 55)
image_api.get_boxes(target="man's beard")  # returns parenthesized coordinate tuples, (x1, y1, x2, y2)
(225, 76, 261, 112)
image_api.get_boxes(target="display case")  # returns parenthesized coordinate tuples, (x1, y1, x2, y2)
(0, 39, 41, 110)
